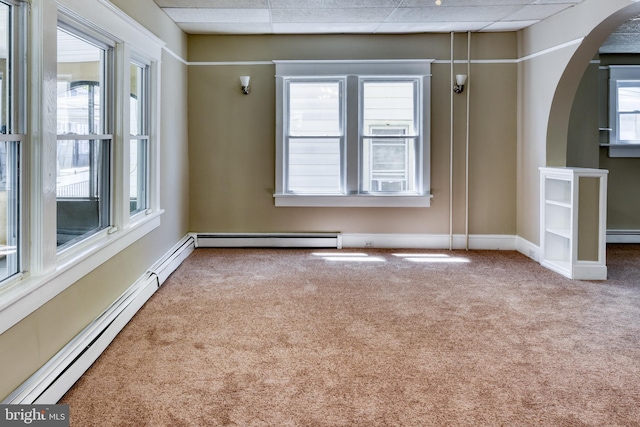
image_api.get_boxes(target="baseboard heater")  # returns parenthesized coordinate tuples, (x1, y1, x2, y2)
(195, 233, 342, 249)
(607, 230, 640, 244)
(2, 235, 195, 405)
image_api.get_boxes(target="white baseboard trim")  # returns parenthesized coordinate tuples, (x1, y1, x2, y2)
(607, 230, 640, 244)
(515, 236, 540, 262)
(340, 233, 516, 250)
(192, 232, 516, 250)
(2, 235, 195, 405)
(194, 232, 342, 249)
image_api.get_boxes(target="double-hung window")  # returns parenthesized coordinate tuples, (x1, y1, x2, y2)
(0, 0, 24, 283)
(607, 66, 640, 157)
(56, 25, 112, 248)
(275, 60, 432, 207)
(129, 60, 149, 215)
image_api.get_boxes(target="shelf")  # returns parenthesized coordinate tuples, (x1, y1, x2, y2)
(546, 227, 571, 239)
(545, 199, 571, 209)
(539, 167, 608, 280)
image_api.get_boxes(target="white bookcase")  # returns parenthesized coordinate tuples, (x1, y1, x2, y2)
(539, 167, 608, 280)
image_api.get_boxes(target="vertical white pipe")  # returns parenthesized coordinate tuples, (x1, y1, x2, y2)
(449, 32, 454, 251)
(465, 31, 471, 250)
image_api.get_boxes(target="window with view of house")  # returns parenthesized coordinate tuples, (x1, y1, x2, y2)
(607, 66, 640, 157)
(274, 60, 432, 207)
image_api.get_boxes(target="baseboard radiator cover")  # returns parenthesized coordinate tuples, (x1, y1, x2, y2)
(2, 235, 195, 405)
(195, 233, 342, 249)
(607, 230, 640, 244)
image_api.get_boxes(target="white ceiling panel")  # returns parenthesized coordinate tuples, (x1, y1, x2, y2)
(387, 6, 521, 22)
(273, 23, 382, 34)
(164, 8, 270, 23)
(401, 0, 532, 5)
(150, 0, 640, 43)
(272, 8, 395, 23)
(271, 0, 402, 7)
(179, 22, 273, 34)
(481, 20, 539, 31)
(376, 21, 493, 33)
(502, 4, 570, 21)
(155, 0, 268, 7)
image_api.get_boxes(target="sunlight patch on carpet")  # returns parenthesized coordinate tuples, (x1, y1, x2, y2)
(393, 253, 471, 263)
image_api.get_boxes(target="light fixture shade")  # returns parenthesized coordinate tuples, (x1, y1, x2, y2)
(240, 75, 250, 87)
(455, 74, 467, 86)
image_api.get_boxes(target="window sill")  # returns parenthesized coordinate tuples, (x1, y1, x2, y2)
(600, 143, 640, 158)
(274, 194, 432, 207)
(0, 210, 163, 335)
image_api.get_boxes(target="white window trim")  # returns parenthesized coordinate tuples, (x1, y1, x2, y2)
(0, 0, 164, 336)
(274, 60, 433, 207)
(607, 65, 640, 157)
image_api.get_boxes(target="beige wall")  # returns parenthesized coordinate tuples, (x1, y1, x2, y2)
(568, 54, 640, 231)
(188, 33, 518, 236)
(516, 0, 640, 245)
(0, 0, 189, 401)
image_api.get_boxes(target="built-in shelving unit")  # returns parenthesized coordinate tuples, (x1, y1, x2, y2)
(539, 167, 608, 280)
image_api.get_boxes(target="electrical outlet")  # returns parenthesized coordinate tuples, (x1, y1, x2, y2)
(364, 241, 374, 248)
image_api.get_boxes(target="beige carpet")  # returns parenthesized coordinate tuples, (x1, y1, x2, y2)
(61, 246, 640, 426)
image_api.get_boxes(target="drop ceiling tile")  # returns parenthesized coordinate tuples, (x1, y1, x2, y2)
(611, 17, 640, 33)
(481, 20, 539, 31)
(154, 0, 267, 7)
(387, 6, 521, 22)
(273, 23, 381, 34)
(272, 8, 394, 23)
(376, 21, 492, 32)
(503, 4, 572, 20)
(178, 22, 273, 34)
(164, 8, 270, 23)
(600, 33, 640, 54)
(401, 0, 532, 5)
(533, 0, 582, 4)
(270, 0, 401, 7)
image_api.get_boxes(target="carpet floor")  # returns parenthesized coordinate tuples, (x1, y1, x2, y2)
(61, 246, 640, 426)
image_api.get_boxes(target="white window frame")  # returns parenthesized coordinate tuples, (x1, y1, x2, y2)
(128, 57, 151, 217)
(0, 0, 164, 336)
(55, 22, 114, 251)
(274, 60, 433, 207)
(607, 65, 640, 157)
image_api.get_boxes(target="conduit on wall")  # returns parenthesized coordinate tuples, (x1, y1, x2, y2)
(465, 31, 471, 251)
(449, 31, 472, 251)
(449, 32, 454, 251)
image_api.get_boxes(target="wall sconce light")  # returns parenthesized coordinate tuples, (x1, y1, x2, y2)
(453, 74, 467, 94)
(240, 75, 251, 95)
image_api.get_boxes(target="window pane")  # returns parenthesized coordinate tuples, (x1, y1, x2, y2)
(0, 3, 20, 281)
(130, 62, 148, 214)
(362, 81, 416, 135)
(618, 84, 640, 141)
(57, 29, 103, 135)
(0, 141, 19, 281)
(56, 139, 110, 247)
(289, 82, 341, 136)
(361, 81, 418, 194)
(287, 138, 341, 193)
(57, 27, 110, 249)
(130, 139, 147, 213)
(130, 64, 144, 137)
(0, 2, 9, 134)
